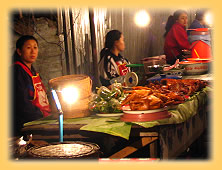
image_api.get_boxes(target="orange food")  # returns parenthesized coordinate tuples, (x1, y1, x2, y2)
(121, 79, 208, 111)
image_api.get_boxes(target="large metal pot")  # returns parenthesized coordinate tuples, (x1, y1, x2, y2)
(179, 60, 210, 75)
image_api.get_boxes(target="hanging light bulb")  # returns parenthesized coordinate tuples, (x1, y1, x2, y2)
(134, 10, 150, 27)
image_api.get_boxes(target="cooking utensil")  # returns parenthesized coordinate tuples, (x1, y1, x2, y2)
(27, 141, 100, 159)
(162, 68, 184, 76)
(179, 60, 209, 75)
(147, 65, 164, 73)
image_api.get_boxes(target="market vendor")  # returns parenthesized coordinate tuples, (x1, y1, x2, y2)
(164, 9, 191, 65)
(187, 9, 211, 47)
(187, 9, 209, 35)
(98, 30, 130, 87)
(12, 35, 51, 137)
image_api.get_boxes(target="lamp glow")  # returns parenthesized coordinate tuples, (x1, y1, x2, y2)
(204, 12, 213, 27)
(134, 10, 150, 27)
(61, 87, 79, 104)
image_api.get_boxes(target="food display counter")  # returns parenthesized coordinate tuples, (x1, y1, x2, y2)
(21, 77, 211, 159)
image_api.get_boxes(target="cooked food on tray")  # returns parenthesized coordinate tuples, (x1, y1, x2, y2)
(121, 79, 208, 111)
(89, 79, 208, 112)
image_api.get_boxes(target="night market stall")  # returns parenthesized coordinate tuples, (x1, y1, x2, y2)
(10, 8, 213, 160)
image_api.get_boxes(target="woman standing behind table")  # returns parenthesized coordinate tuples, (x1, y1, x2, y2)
(164, 9, 191, 65)
(13, 35, 51, 137)
(98, 30, 130, 86)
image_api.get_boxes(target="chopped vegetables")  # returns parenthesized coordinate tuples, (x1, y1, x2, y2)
(89, 82, 127, 113)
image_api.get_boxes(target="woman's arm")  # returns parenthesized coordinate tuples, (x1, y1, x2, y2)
(172, 25, 190, 50)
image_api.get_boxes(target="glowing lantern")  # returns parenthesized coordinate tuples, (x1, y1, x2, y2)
(134, 10, 150, 27)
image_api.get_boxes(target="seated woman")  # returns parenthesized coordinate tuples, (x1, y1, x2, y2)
(98, 30, 130, 86)
(187, 9, 211, 47)
(13, 35, 51, 137)
(164, 9, 191, 65)
(188, 9, 209, 35)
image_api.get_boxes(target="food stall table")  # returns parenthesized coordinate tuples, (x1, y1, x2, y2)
(21, 86, 210, 159)
(182, 73, 212, 81)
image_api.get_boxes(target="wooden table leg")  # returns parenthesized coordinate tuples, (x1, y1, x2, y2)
(149, 139, 158, 158)
(109, 137, 158, 159)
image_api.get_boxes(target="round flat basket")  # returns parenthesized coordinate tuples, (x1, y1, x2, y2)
(27, 141, 100, 159)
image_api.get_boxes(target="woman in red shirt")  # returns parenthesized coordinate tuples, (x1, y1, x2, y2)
(164, 10, 190, 65)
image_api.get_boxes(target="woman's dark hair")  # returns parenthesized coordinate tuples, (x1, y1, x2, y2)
(100, 30, 122, 60)
(164, 9, 187, 37)
(13, 35, 38, 62)
(104, 30, 122, 49)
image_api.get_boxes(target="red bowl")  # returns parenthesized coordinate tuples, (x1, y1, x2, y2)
(120, 110, 171, 122)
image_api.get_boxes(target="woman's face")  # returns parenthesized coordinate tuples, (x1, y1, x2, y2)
(114, 34, 125, 52)
(176, 13, 188, 27)
(17, 40, 39, 65)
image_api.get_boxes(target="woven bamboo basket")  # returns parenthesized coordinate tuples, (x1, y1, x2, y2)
(49, 74, 92, 118)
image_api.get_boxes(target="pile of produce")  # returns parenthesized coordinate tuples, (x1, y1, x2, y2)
(88, 82, 128, 113)
(121, 79, 208, 111)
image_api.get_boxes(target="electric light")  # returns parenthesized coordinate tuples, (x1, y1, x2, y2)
(134, 10, 150, 27)
(204, 12, 213, 27)
(61, 86, 79, 104)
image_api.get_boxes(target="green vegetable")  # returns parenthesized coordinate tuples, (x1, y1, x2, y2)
(118, 93, 128, 103)
(89, 93, 102, 102)
(118, 97, 126, 103)
(108, 98, 121, 111)
(88, 101, 100, 112)
(111, 87, 122, 99)
(97, 100, 109, 113)
(89, 83, 127, 113)
(97, 86, 112, 101)
(97, 86, 111, 95)
(111, 81, 123, 91)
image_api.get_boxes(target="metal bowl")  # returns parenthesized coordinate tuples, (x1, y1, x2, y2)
(162, 68, 184, 76)
(179, 61, 209, 75)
